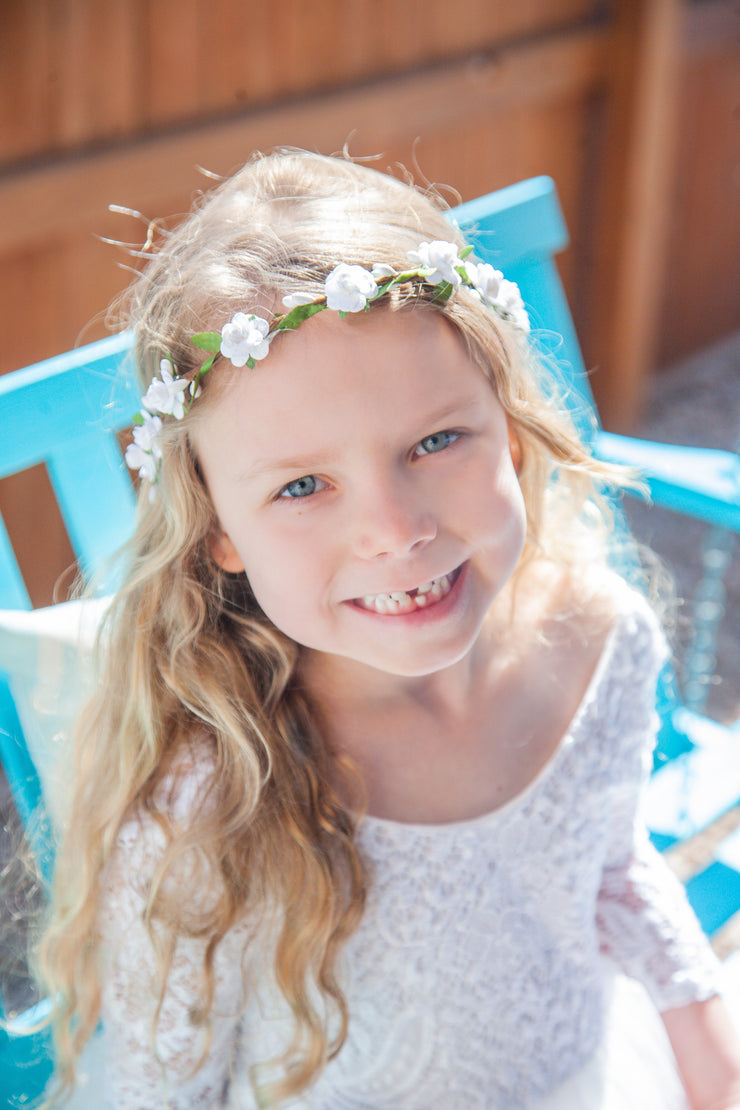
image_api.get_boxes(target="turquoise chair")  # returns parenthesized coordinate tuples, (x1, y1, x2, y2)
(0, 332, 137, 1102)
(0, 176, 738, 1102)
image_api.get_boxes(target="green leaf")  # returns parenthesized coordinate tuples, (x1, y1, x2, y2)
(273, 302, 326, 331)
(460, 244, 474, 260)
(132, 412, 144, 426)
(246, 356, 256, 369)
(434, 281, 453, 303)
(191, 332, 222, 352)
(375, 279, 398, 297)
(395, 268, 423, 284)
(199, 353, 217, 377)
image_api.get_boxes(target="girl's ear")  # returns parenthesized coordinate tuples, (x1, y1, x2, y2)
(507, 419, 523, 475)
(209, 529, 245, 573)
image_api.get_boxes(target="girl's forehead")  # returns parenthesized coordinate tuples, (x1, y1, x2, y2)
(192, 308, 501, 473)
(208, 307, 480, 412)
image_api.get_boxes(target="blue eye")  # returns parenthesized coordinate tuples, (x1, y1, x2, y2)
(279, 475, 318, 499)
(414, 431, 459, 456)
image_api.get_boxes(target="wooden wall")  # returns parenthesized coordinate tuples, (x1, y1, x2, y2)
(1, 0, 606, 366)
(0, 0, 737, 605)
(2, 0, 598, 161)
(657, 1, 740, 364)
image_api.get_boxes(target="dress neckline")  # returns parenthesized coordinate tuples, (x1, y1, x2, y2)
(359, 607, 625, 835)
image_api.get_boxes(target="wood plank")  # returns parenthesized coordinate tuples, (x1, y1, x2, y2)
(0, 1, 55, 165)
(50, 0, 142, 147)
(0, 233, 132, 371)
(583, 0, 684, 431)
(0, 24, 609, 257)
(0, 246, 69, 370)
(52, 0, 89, 146)
(1, 0, 598, 159)
(143, 0, 202, 124)
(413, 98, 590, 297)
(0, 468, 76, 610)
(0, 103, 597, 378)
(137, 0, 603, 122)
(657, 0, 740, 364)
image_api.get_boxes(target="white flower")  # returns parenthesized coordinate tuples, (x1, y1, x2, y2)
(132, 410, 163, 455)
(282, 292, 318, 309)
(324, 265, 378, 312)
(142, 359, 188, 419)
(494, 278, 531, 334)
(125, 411, 163, 484)
(370, 263, 396, 280)
(406, 240, 463, 286)
(467, 261, 504, 306)
(125, 441, 158, 484)
(220, 312, 271, 367)
(467, 263, 530, 334)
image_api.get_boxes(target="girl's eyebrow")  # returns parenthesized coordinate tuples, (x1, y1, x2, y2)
(241, 395, 484, 481)
(241, 452, 335, 481)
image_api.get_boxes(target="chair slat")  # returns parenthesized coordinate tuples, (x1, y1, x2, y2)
(509, 255, 597, 443)
(686, 863, 740, 937)
(597, 432, 740, 532)
(0, 516, 31, 611)
(455, 178, 597, 443)
(0, 678, 43, 828)
(0, 997, 54, 1095)
(450, 175, 569, 263)
(0, 333, 136, 478)
(47, 434, 136, 588)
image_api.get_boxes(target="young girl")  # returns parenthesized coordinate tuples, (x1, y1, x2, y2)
(38, 150, 740, 1109)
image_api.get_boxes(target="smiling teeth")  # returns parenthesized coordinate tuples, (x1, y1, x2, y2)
(358, 572, 454, 614)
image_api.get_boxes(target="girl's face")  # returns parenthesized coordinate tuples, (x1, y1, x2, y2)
(192, 308, 526, 681)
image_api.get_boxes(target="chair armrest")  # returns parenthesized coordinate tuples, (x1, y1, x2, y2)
(595, 431, 740, 532)
(0, 997, 54, 1100)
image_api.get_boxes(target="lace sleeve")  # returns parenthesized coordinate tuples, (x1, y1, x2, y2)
(98, 798, 251, 1107)
(597, 823, 722, 1011)
(595, 597, 723, 1012)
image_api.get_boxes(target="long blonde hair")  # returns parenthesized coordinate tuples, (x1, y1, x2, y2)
(38, 150, 626, 1103)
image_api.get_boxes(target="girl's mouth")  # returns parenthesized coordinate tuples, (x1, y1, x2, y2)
(352, 566, 463, 615)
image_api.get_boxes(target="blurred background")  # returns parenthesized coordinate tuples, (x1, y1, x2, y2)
(0, 0, 738, 646)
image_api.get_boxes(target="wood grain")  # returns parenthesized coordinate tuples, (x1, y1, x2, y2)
(0, 0, 596, 164)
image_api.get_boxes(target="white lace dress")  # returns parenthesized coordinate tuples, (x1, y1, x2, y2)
(93, 592, 724, 1109)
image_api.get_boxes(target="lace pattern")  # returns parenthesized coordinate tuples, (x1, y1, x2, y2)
(97, 588, 722, 1108)
(98, 812, 253, 1107)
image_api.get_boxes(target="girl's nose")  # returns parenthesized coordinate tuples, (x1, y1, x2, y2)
(352, 477, 437, 561)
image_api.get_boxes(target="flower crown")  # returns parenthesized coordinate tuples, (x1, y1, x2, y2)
(125, 240, 530, 485)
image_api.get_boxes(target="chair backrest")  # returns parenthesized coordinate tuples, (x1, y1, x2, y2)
(453, 176, 598, 443)
(0, 332, 138, 829)
(0, 331, 138, 609)
(0, 333, 138, 1095)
